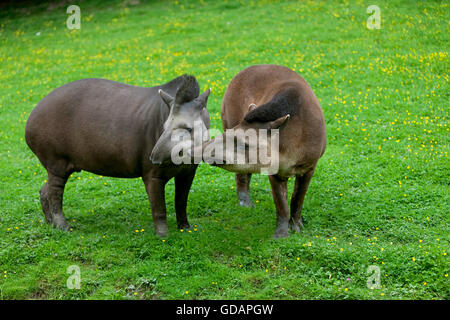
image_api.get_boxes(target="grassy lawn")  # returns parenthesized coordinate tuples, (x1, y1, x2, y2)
(0, 0, 448, 299)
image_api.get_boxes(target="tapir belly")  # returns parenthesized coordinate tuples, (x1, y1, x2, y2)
(27, 115, 152, 178)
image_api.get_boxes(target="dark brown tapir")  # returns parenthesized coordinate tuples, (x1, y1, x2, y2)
(201, 65, 326, 238)
(25, 75, 211, 237)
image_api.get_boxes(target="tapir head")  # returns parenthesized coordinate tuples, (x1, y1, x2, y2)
(150, 75, 211, 165)
(199, 103, 290, 175)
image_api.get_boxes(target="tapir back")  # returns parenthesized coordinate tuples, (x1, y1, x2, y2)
(25, 78, 168, 178)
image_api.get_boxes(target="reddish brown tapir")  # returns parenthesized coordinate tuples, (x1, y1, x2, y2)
(201, 65, 326, 238)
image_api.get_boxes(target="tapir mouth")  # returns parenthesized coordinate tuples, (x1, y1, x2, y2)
(149, 157, 163, 165)
(150, 153, 175, 166)
(151, 146, 198, 166)
(149, 149, 167, 165)
(150, 159, 163, 165)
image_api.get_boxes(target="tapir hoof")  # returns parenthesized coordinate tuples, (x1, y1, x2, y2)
(53, 222, 71, 231)
(154, 223, 169, 237)
(177, 223, 191, 231)
(289, 217, 304, 233)
(273, 219, 289, 239)
(273, 229, 289, 239)
(238, 192, 255, 208)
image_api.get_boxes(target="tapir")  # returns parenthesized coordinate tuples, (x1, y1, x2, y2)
(201, 65, 326, 238)
(25, 75, 211, 237)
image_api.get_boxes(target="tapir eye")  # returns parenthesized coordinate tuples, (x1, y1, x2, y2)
(185, 127, 193, 133)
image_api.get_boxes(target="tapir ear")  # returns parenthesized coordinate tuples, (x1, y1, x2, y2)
(269, 114, 290, 130)
(158, 89, 174, 109)
(196, 88, 211, 108)
(248, 103, 257, 112)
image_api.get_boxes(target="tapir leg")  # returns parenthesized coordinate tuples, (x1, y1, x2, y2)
(289, 169, 315, 233)
(46, 171, 70, 230)
(143, 176, 169, 237)
(268, 174, 289, 238)
(40, 182, 51, 223)
(174, 171, 195, 230)
(236, 173, 254, 207)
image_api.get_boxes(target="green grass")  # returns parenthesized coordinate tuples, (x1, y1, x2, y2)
(0, 0, 448, 299)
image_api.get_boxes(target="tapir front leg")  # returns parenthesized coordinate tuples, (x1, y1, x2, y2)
(268, 174, 289, 238)
(143, 175, 169, 237)
(174, 171, 196, 230)
(236, 173, 254, 207)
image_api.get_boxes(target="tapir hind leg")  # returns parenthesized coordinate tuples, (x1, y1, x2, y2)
(46, 171, 70, 230)
(289, 168, 315, 232)
(236, 173, 254, 207)
(40, 182, 51, 223)
(268, 174, 289, 238)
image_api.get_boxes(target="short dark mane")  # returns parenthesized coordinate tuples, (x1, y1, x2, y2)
(244, 87, 301, 123)
(164, 74, 200, 104)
